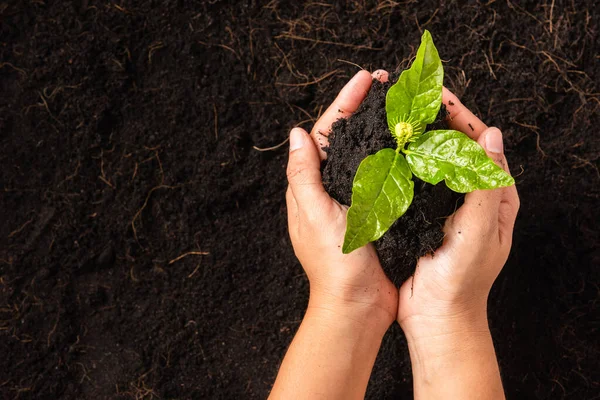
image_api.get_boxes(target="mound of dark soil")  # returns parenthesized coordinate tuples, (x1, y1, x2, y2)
(323, 76, 458, 286)
(1, 1, 598, 399)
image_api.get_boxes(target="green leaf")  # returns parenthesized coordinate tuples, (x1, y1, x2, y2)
(343, 149, 414, 254)
(386, 30, 443, 135)
(405, 130, 515, 193)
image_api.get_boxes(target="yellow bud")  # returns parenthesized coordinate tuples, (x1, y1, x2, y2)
(394, 121, 414, 146)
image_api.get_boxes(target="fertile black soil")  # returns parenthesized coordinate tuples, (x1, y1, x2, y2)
(1, 1, 599, 399)
(323, 77, 457, 286)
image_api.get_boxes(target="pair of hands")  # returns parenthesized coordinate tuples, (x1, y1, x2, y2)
(286, 70, 519, 346)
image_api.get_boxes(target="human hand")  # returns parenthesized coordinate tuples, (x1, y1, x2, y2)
(272, 70, 401, 400)
(286, 70, 398, 332)
(396, 86, 520, 342)
(366, 70, 514, 399)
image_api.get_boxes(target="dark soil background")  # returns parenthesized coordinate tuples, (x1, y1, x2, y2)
(1, 1, 598, 399)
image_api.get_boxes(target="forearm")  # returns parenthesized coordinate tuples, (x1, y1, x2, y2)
(404, 314, 505, 400)
(269, 298, 390, 400)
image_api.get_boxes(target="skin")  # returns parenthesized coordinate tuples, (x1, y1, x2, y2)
(270, 70, 519, 400)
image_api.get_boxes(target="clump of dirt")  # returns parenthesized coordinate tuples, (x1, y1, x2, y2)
(322, 76, 458, 285)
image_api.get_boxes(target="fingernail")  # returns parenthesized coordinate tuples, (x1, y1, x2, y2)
(289, 128, 305, 152)
(485, 127, 504, 154)
(350, 69, 369, 84)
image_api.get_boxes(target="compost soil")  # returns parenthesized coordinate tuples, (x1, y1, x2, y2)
(1, 1, 598, 399)
(323, 77, 457, 285)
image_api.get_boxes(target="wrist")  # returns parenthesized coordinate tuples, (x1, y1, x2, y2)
(401, 306, 491, 362)
(399, 292, 489, 341)
(406, 322, 492, 362)
(307, 287, 396, 336)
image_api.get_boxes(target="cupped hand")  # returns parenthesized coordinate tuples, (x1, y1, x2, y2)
(286, 70, 398, 331)
(400, 88, 519, 340)
(372, 71, 519, 338)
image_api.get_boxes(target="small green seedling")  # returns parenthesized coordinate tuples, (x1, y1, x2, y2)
(342, 30, 514, 254)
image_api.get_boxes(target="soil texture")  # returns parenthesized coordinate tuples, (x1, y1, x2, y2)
(323, 77, 457, 286)
(1, 1, 598, 399)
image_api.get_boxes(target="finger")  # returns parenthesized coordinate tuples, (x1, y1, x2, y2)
(310, 70, 373, 159)
(452, 127, 507, 238)
(287, 127, 329, 207)
(473, 127, 519, 244)
(498, 185, 519, 247)
(372, 69, 389, 83)
(442, 87, 487, 140)
(286, 185, 298, 215)
(286, 185, 299, 239)
(496, 152, 520, 248)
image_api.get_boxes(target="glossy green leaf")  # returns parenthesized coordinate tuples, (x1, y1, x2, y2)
(405, 130, 515, 193)
(343, 149, 414, 254)
(386, 30, 443, 135)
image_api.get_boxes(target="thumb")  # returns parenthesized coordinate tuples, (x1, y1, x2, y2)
(286, 127, 328, 208)
(479, 126, 507, 170)
(454, 127, 506, 236)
